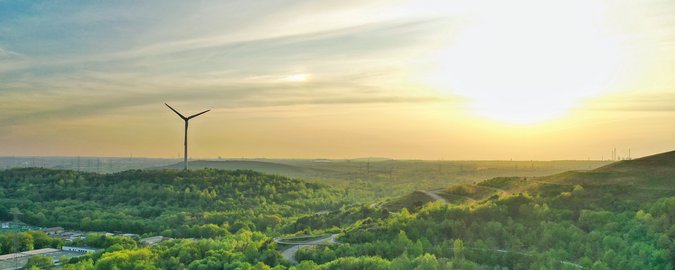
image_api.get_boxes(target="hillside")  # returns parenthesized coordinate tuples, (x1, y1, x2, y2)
(595, 150, 675, 173)
(523, 150, 675, 206)
(536, 150, 675, 187)
(0, 168, 356, 236)
(418, 151, 675, 210)
(296, 151, 675, 269)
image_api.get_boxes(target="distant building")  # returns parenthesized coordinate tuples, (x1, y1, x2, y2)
(62, 246, 97, 254)
(40, 227, 64, 236)
(0, 222, 8, 229)
(0, 248, 62, 269)
(119, 233, 139, 238)
(140, 236, 170, 246)
(60, 232, 86, 241)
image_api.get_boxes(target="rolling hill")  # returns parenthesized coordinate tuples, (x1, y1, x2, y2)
(164, 160, 308, 177)
(395, 150, 675, 211)
(0, 168, 356, 235)
(310, 150, 675, 269)
(523, 150, 675, 205)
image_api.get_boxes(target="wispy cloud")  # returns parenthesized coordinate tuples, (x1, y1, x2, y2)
(0, 3, 451, 130)
(585, 92, 675, 112)
(0, 47, 22, 57)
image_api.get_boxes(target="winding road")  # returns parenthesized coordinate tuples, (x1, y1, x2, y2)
(275, 234, 339, 263)
(276, 190, 585, 268)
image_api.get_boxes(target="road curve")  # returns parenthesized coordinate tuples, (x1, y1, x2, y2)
(276, 234, 339, 264)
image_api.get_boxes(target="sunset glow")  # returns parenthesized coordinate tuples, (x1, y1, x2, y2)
(285, 74, 310, 82)
(425, 0, 628, 123)
(0, 0, 673, 159)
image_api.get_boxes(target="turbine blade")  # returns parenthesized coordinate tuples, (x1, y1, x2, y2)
(165, 103, 187, 120)
(188, 109, 210, 120)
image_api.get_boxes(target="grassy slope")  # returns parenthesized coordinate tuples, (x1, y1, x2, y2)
(524, 150, 675, 201)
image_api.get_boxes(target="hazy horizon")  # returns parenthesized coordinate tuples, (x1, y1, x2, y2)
(0, 153, 649, 162)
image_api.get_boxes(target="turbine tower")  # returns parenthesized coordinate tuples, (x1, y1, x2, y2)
(165, 103, 210, 170)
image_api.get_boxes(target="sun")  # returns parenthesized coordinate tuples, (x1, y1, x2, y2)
(425, 0, 626, 124)
(285, 73, 310, 82)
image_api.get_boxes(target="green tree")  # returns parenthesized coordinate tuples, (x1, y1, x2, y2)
(26, 255, 54, 269)
(414, 253, 440, 270)
(453, 239, 464, 264)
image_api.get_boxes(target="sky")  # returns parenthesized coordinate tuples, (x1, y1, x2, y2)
(0, 0, 673, 160)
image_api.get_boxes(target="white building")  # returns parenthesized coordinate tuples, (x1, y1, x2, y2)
(62, 246, 97, 254)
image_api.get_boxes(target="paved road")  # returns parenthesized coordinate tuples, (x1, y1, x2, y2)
(421, 190, 447, 202)
(277, 234, 338, 264)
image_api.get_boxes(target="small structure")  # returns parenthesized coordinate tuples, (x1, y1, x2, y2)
(140, 236, 170, 246)
(0, 222, 8, 229)
(60, 232, 86, 241)
(40, 227, 64, 236)
(0, 248, 62, 270)
(61, 246, 97, 254)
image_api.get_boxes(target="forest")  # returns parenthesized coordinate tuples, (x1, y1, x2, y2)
(0, 168, 360, 236)
(0, 151, 672, 269)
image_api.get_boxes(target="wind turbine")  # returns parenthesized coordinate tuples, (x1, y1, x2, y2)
(165, 103, 210, 170)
